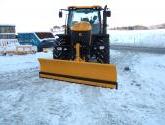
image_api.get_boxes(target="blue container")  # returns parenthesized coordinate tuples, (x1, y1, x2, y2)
(17, 32, 56, 52)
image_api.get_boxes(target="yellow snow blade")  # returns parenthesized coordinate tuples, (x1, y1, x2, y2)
(38, 58, 117, 89)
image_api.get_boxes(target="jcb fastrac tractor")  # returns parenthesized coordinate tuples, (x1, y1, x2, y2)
(38, 5, 118, 89)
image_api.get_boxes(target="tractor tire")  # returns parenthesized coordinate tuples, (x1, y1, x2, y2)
(53, 37, 73, 60)
(91, 40, 110, 64)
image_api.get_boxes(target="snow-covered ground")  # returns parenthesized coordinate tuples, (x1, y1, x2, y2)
(109, 29, 165, 48)
(0, 50, 165, 125)
(0, 52, 52, 72)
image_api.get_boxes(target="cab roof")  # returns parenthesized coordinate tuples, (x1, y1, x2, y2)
(68, 5, 102, 10)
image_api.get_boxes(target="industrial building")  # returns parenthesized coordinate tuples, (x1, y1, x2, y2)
(0, 25, 17, 43)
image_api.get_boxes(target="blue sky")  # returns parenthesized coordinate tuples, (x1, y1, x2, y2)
(0, 0, 164, 32)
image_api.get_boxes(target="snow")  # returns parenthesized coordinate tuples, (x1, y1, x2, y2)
(0, 52, 52, 72)
(0, 30, 165, 124)
(109, 29, 165, 48)
(0, 50, 165, 125)
(116, 51, 165, 124)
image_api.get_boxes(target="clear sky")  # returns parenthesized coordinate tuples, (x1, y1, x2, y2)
(0, 0, 164, 32)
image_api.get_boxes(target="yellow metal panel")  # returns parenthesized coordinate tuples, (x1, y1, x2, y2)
(40, 74, 116, 89)
(38, 58, 117, 89)
(71, 22, 92, 32)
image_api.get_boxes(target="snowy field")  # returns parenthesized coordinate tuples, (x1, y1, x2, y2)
(0, 30, 165, 125)
(0, 49, 165, 125)
(109, 29, 165, 48)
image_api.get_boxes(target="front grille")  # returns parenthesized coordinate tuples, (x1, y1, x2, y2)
(71, 31, 91, 46)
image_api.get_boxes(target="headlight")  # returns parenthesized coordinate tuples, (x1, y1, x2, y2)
(57, 47, 62, 50)
(64, 48, 67, 51)
(99, 46, 105, 50)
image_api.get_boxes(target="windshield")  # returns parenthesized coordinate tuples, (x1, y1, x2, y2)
(68, 9, 100, 34)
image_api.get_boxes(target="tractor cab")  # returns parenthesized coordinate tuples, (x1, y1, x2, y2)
(59, 6, 111, 35)
(67, 7, 101, 34)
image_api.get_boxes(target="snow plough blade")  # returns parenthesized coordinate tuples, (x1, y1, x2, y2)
(38, 58, 117, 89)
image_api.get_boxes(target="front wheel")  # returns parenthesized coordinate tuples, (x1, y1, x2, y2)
(53, 38, 73, 60)
(91, 40, 110, 64)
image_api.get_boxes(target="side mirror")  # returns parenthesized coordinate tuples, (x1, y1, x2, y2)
(106, 11, 111, 17)
(59, 11, 62, 18)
